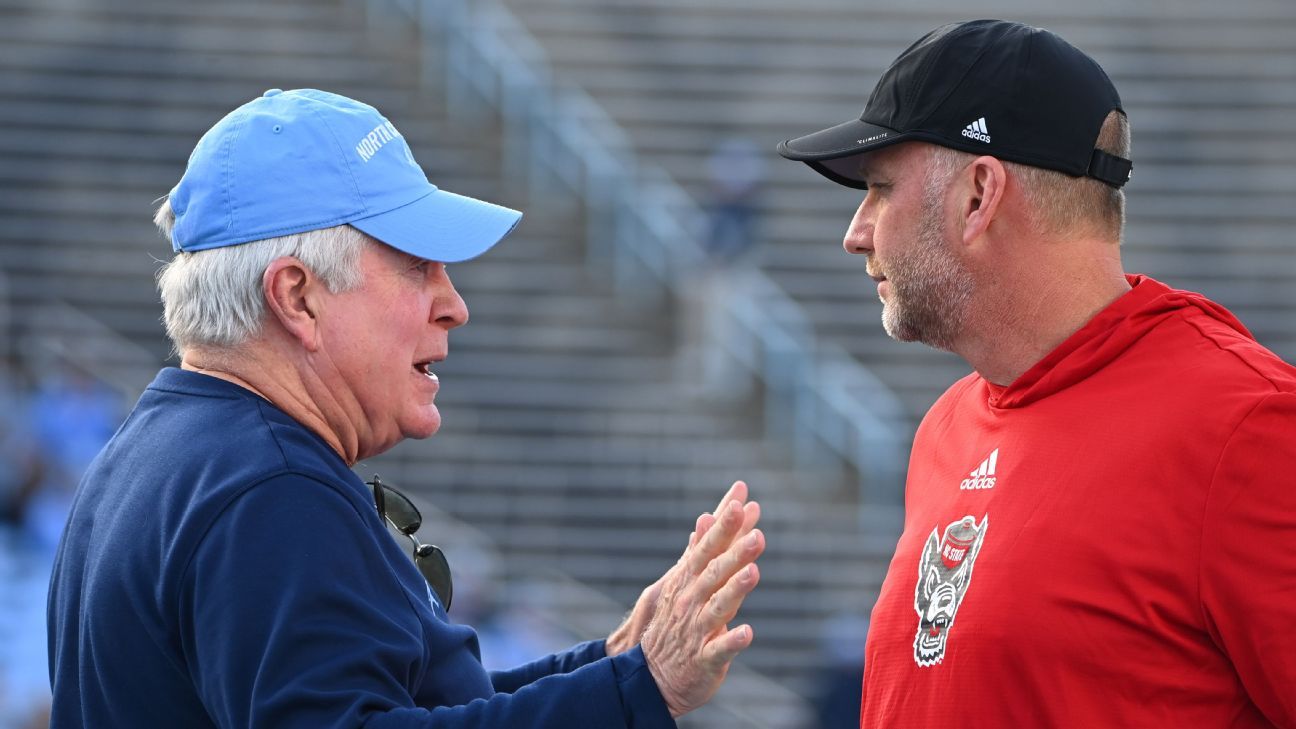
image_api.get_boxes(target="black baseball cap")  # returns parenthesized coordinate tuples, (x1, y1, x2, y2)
(777, 19, 1132, 189)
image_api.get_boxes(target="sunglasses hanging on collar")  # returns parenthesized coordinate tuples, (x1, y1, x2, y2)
(366, 475, 453, 612)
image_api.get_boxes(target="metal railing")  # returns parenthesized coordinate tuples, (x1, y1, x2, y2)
(367, 0, 908, 504)
(19, 299, 158, 401)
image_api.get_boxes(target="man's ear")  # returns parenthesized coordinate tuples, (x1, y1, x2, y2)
(959, 155, 1007, 246)
(262, 257, 322, 351)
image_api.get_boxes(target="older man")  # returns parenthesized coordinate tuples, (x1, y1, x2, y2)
(779, 19, 1296, 728)
(47, 89, 765, 728)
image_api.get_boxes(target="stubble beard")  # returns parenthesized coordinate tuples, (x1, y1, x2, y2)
(877, 186, 974, 352)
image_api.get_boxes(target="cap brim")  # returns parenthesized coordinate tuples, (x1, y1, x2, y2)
(350, 188, 522, 264)
(777, 118, 909, 190)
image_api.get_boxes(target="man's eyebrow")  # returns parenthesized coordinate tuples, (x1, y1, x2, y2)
(855, 156, 876, 179)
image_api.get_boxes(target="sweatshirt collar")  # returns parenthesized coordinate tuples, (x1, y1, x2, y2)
(987, 275, 1250, 408)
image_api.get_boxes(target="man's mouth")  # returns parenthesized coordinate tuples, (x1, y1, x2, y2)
(414, 360, 440, 380)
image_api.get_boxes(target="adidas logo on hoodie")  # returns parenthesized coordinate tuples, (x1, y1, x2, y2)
(960, 449, 998, 490)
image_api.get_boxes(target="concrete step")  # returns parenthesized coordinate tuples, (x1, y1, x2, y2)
(510, 2, 1296, 50)
(503, 0, 1296, 23)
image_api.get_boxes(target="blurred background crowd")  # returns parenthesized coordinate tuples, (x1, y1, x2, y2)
(1, 0, 1292, 726)
(0, 358, 121, 728)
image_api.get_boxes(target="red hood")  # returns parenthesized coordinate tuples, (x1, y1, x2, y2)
(990, 275, 1254, 409)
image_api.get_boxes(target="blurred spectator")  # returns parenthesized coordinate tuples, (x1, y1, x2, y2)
(0, 531, 53, 729)
(29, 367, 122, 483)
(25, 365, 121, 550)
(445, 546, 569, 672)
(703, 137, 765, 265)
(0, 360, 43, 529)
(0, 360, 121, 729)
(678, 137, 767, 397)
(808, 613, 868, 729)
(0, 360, 49, 729)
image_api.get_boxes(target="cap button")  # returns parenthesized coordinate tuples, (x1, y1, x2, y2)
(262, 88, 284, 97)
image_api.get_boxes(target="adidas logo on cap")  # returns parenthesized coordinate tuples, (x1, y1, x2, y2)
(961, 117, 991, 143)
(960, 448, 998, 489)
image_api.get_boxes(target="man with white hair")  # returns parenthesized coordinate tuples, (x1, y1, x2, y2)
(47, 89, 765, 728)
(779, 19, 1296, 727)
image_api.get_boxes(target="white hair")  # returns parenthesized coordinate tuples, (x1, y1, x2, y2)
(153, 198, 368, 354)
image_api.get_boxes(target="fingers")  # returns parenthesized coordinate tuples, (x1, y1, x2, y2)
(702, 623, 754, 669)
(638, 485, 765, 719)
(697, 483, 759, 544)
(695, 502, 757, 539)
(711, 480, 748, 516)
(739, 501, 760, 538)
(695, 527, 764, 601)
(702, 562, 760, 627)
(689, 512, 716, 548)
(687, 499, 745, 575)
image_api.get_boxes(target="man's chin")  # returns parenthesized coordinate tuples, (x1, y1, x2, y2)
(403, 410, 443, 441)
(882, 307, 915, 342)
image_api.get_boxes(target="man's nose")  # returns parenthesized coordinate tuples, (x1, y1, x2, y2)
(842, 198, 873, 255)
(433, 272, 469, 328)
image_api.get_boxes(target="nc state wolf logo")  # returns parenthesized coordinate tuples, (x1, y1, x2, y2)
(913, 514, 988, 667)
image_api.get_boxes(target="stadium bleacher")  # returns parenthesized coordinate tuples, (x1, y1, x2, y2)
(501, 0, 1296, 424)
(0, 0, 914, 724)
(4, 0, 1293, 725)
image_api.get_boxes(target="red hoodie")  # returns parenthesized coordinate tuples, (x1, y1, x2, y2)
(861, 275, 1296, 728)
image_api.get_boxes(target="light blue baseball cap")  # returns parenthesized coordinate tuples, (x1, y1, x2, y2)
(167, 88, 521, 261)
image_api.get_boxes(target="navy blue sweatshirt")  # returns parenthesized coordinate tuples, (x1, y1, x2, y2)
(48, 368, 674, 728)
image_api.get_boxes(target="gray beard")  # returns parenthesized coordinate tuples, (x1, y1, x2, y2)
(879, 194, 974, 351)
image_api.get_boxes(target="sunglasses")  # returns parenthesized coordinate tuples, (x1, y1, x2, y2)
(366, 475, 453, 612)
